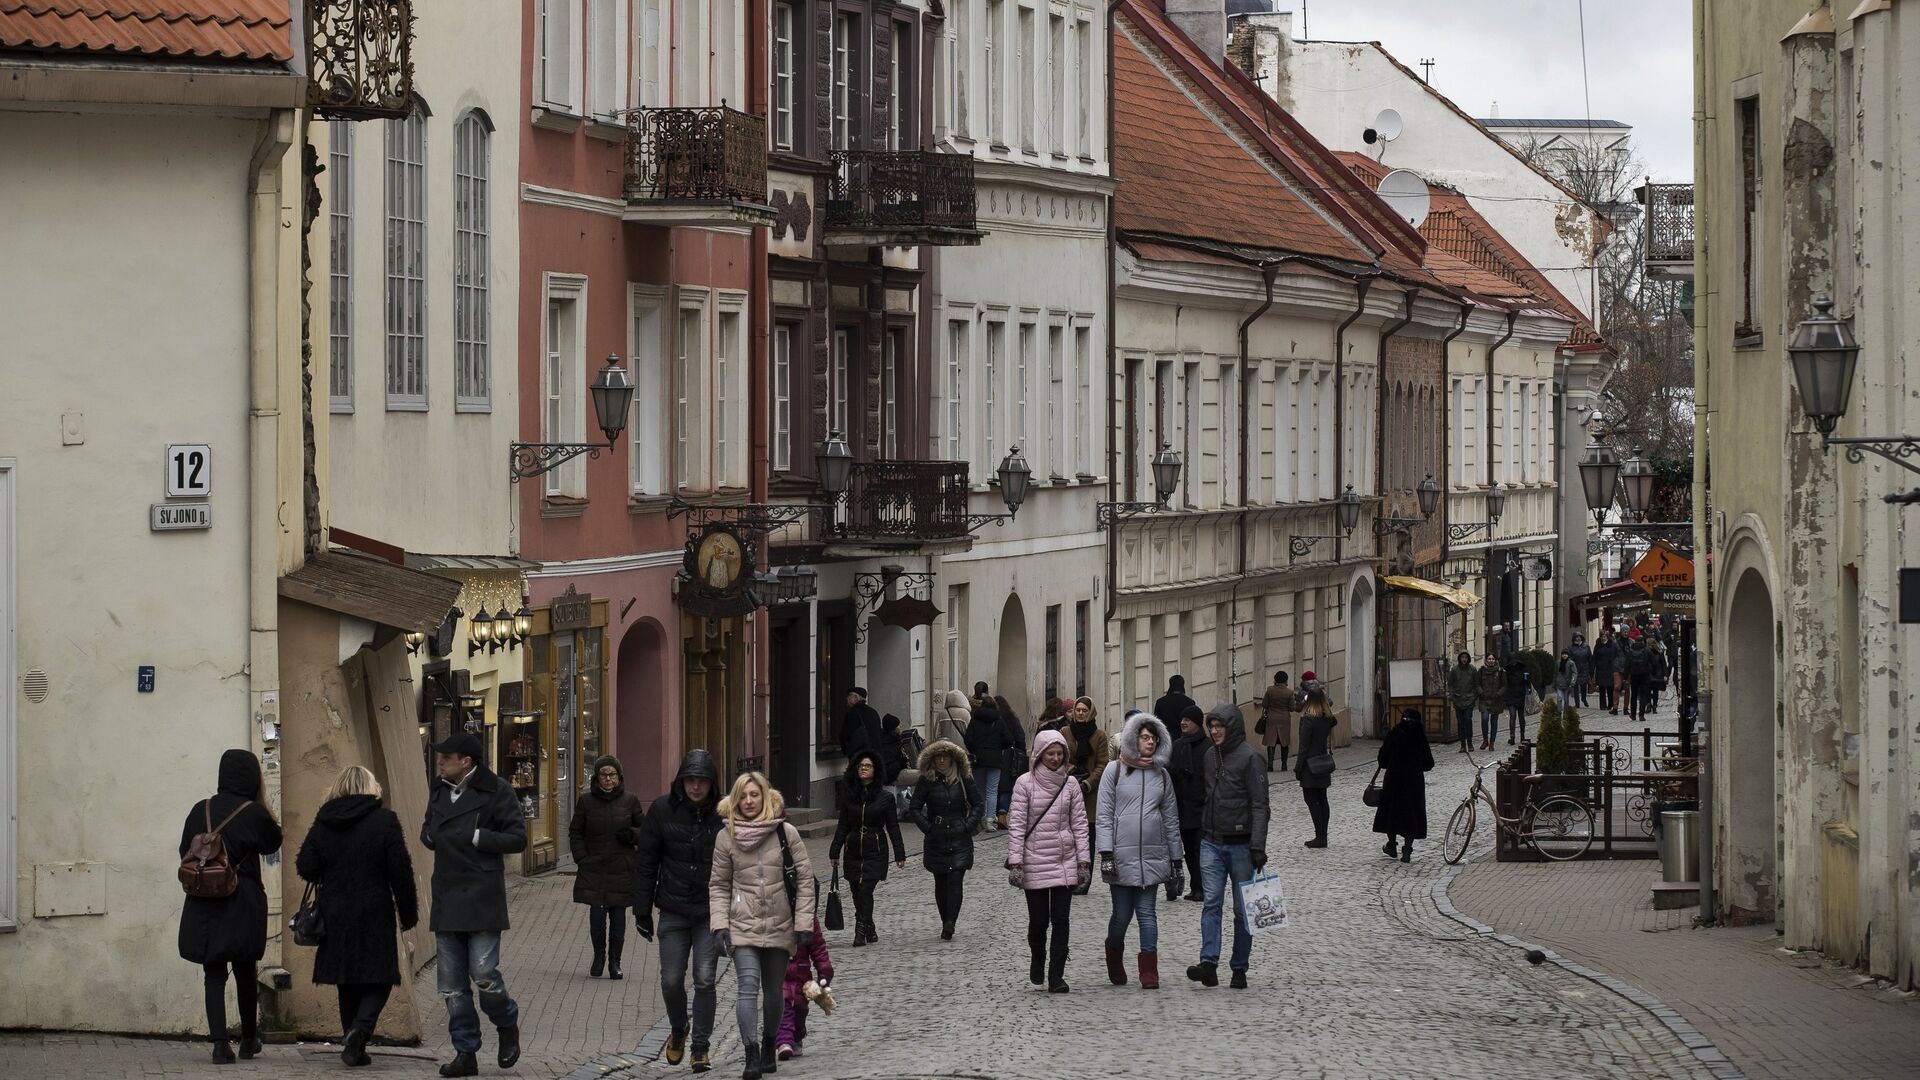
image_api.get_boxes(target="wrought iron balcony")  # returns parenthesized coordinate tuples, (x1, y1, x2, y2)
(1641, 182, 1694, 280)
(825, 150, 983, 247)
(307, 0, 415, 120)
(831, 460, 974, 543)
(624, 106, 775, 228)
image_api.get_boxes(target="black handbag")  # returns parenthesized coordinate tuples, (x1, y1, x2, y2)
(1304, 749, 1336, 777)
(290, 882, 325, 946)
(824, 867, 845, 931)
(1361, 766, 1385, 808)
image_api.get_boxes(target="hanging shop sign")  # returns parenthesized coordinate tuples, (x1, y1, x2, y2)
(676, 523, 759, 618)
(1629, 543, 1695, 596)
(550, 584, 595, 632)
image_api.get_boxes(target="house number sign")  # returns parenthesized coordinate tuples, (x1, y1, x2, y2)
(165, 444, 213, 497)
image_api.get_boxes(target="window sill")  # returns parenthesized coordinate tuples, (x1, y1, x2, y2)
(531, 107, 585, 134)
(385, 400, 428, 413)
(329, 402, 354, 415)
(1051, 152, 1071, 162)
(584, 118, 627, 143)
(1077, 155, 1098, 165)
(1733, 332, 1765, 351)
(1076, 472, 1099, 485)
(628, 493, 674, 515)
(989, 143, 1011, 153)
(1049, 475, 1075, 486)
(0, 915, 16, 933)
(454, 401, 492, 414)
(540, 495, 589, 519)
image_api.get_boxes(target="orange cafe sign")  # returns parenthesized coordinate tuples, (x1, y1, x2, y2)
(1629, 543, 1695, 596)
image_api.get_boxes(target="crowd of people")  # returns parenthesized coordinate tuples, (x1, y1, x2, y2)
(175, 669, 1442, 1079)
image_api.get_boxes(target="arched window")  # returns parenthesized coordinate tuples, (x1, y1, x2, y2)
(384, 102, 428, 409)
(455, 111, 492, 409)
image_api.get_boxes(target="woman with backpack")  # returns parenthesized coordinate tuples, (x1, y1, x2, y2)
(178, 748, 283, 1064)
(1006, 729, 1090, 994)
(1095, 711, 1184, 990)
(908, 736, 985, 941)
(293, 764, 419, 1066)
(707, 772, 815, 1080)
(829, 749, 907, 946)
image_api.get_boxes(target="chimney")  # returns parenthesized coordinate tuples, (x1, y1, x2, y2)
(1168, 0, 1228, 62)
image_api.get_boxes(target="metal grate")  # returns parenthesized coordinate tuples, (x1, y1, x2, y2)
(21, 668, 49, 703)
(307, 0, 416, 121)
(1643, 183, 1695, 266)
(826, 150, 978, 232)
(840, 460, 972, 540)
(625, 106, 769, 203)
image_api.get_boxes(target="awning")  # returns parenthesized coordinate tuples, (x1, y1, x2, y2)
(1383, 576, 1482, 611)
(405, 553, 542, 572)
(1565, 578, 1647, 627)
(280, 550, 463, 633)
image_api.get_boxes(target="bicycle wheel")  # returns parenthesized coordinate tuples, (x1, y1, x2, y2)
(1442, 799, 1476, 864)
(1525, 795, 1596, 861)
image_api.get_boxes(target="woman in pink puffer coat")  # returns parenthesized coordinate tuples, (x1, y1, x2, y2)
(1005, 729, 1090, 994)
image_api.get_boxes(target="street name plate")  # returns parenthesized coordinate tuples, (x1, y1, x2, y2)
(151, 502, 212, 531)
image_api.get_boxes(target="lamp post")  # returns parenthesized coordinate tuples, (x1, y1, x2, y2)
(1578, 438, 1622, 528)
(1446, 483, 1506, 543)
(1787, 297, 1920, 499)
(1582, 445, 1693, 556)
(1378, 474, 1442, 531)
(1095, 444, 1185, 528)
(510, 355, 637, 481)
(467, 609, 494, 658)
(1288, 484, 1365, 564)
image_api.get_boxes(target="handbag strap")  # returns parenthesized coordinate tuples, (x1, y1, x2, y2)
(205, 799, 249, 838)
(1368, 765, 1384, 785)
(774, 824, 800, 917)
(1021, 776, 1072, 847)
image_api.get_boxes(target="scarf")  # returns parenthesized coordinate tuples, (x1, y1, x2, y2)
(730, 817, 784, 851)
(1069, 719, 1097, 771)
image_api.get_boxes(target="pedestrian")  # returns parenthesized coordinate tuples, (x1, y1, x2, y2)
(1554, 650, 1578, 710)
(1167, 705, 1209, 901)
(1035, 696, 1069, 734)
(178, 748, 282, 1064)
(1475, 654, 1505, 751)
(707, 773, 816, 1080)
(634, 750, 725, 1073)
(1568, 632, 1594, 708)
(972, 680, 992, 706)
(1648, 640, 1670, 714)
(1592, 629, 1619, 713)
(1187, 704, 1269, 990)
(1492, 622, 1515, 664)
(962, 692, 1010, 832)
(294, 764, 419, 1068)
(994, 694, 1028, 826)
(1096, 711, 1183, 989)
(420, 732, 528, 1077)
(1152, 675, 1196, 731)
(569, 755, 646, 980)
(1610, 631, 1633, 716)
(877, 715, 911, 786)
(1293, 670, 1320, 710)
(1503, 655, 1531, 745)
(1446, 652, 1478, 753)
(837, 687, 884, 762)
(829, 749, 906, 947)
(773, 916, 833, 1062)
(939, 686, 973, 744)
(1625, 634, 1653, 721)
(1061, 695, 1111, 893)
(1005, 729, 1090, 993)
(908, 737, 984, 940)
(1259, 671, 1292, 771)
(1294, 689, 1336, 848)
(1372, 709, 1436, 862)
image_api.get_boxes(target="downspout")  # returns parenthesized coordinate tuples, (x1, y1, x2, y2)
(1482, 310, 1519, 634)
(1374, 289, 1418, 511)
(1330, 277, 1372, 565)
(1103, 0, 1123, 626)
(1438, 301, 1472, 552)
(749, 0, 772, 760)
(1228, 262, 1279, 701)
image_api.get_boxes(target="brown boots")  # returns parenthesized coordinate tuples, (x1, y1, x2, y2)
(1138, 951, 1160, 989)
(996, 811, 1008, 830)
(1104, 940, 1128, 986)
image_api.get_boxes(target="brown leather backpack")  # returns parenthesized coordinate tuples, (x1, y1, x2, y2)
(179, 800, 250, 898)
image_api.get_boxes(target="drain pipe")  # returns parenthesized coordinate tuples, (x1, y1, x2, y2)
(1373, 289, 1418, 511)
(1437, 301, 1473, 552)
(1104, 0, 1124, 627)
(1227, 262, 1281, 701)
(1481, 310, 1519, 637)
(1331, 277, 1373, 565)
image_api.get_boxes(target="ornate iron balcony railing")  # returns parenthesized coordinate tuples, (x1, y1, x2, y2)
(1643, 183, 1694, 266)
(307, 0, 415, 120)
(625, 106, 768, 203)
(840, 460, 972, 541)
(826, 150, 978, 233)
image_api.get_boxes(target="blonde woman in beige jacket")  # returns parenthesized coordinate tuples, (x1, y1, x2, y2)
(708, 772, 817, 1080)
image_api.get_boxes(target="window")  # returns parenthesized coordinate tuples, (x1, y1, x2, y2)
(1737, 95, 1760, 340)
(1018, 6, 1034, 150)
(985, 0, 1002, 142)
(1153, 359, 1172, 469)
(588, 0, 620, 118)
(713, 0, 739, 108)
(947, 585, 969, 692)
(544, 277, 587, 497)
(1074, 326, 1091, 474)
(716, 305, 743, 486)
(328, 122, 353, 412)
(773, 3, 795, 149)
(772, 323, 794, 471)
(1047, 325, 1064, 477)
(0, 463, 13, 931)
(984, 321, 1003, 468)
(634, 0, 662, 107)
(1183, 362, 1200, 507)
(888, 23, 904, 150)
(945, 319, 968, 461)
(883, 328, 902, 458)
(833, 14, 856, 150)
(1044, 604, 1060, 701)
(1048, 14, 1064, 154)
(1220, 361, 1236, 504)
(1076, 16, 1092, 156)
(630, 286, 666, 495)
(676, 301, 706, 489)
(1017, 321, 1034, 454)
(1074, 599, 1089, 698)
(454, 114, 491, 409)
(384, 106, 427, 410)
(1125, 356, 1143, 498)
(1317, 371, 1334, 499)
(673, 0, 699, 106)
(949, 0, 968, 137)
(832, 329, 851, 437)
(539, 0, 575, 111)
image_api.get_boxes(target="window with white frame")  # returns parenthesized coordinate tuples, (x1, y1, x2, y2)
(984, 320, 1003, 470)
(384, 105, 427, 410)
(1017, 321, 1034, 454)
(1047, 324, 1064, 477)
(539, 0, 576, 111)
(945, 318, 968, 462)
(629, 286, 666, 496)
(544, 276, 588, 497)
(673, 0, 700, 106)
(832, 329, 851, 437)
(634, 0, 662, 108)
(1318, 370, 1334, 499)
(1018, 5, 1035, 150)
(773, 2, 795, 149)
(833, 14, 856, 150)
(1072, 326, 1089, 473)
(1048, 13, 1064, 154)
(716, 298, 746, 487)
(1076, 15, 1092, 156)
(454, 113, 491, 409)
(883, 328, 902, 458)
(328, 122, 353, 412)
(889, 23, 903, 150)
(949, 0, 968, 137)
(1182, 362, 1199, 507)
(713, 0, 739, 110)
(676, 298, 707, 490)
(588, 0, 621, 118)
(985, 0, 1002, 142)
(1220, 361, 1237, 504)
(772, 323, 794, 471)
(946, 584, 968, 692)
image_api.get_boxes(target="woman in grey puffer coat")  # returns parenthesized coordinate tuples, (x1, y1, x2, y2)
(1095, 710, 1184, 990)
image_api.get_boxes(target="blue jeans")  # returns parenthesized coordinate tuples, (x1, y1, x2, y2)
(976, 767, 1002, 823)
(1199, 839, 1254, 971)
(1508, 705, 1526, 741)
(1453, 705, 1473, 747)
(731, 945, 789, 1049)
(435, 931, 519, 1054)
(1107, 884, 1160, 953)
(1479, 706, 1498, 744)
(657, 910, 720, 1045)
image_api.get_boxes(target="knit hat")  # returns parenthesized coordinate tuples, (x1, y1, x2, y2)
(1300, 670, 1317, 683)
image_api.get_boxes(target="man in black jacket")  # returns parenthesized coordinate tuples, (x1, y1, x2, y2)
(1189, 704, 1269, 991)
(1152, 675, 1196, 730)
(838, 687, 884, 761)
(421, 733, 528, 1078)
(1167, 705, 1209, 902)
(633, 750, 724, 1071)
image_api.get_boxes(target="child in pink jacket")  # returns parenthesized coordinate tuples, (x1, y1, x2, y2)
(775, 916, 834, 1060)
(1005, 729, 1091, 994)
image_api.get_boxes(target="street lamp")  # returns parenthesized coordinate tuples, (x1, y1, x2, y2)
(511, 603, 533, 644)
(1448, 483, 1507, 542)
(490, 606, 513, 653)
(1619, 448, 1655, 520)
(1416, 474, 1442, 520)
(1578, 438, 1622, 524)
(815, 431, 854, 497)
(996, 446, 1033, 517)
(1096, 444, 1185, 528)
(510, 354, 636, 480)
(1289, 484, 1365, 564)
(467, 609, 494, 657)
(1787, 296, 1860, 438)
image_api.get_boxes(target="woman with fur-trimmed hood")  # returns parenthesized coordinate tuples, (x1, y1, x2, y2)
(907, 737, 984, 941)
(1095, 710, 1184, 990)
(1007, 728, 1090, 993)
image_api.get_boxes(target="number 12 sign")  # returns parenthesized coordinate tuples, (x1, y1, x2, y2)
(166, 444, 213, 497)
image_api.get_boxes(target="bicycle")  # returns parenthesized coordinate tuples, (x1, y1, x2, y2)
(1441, 754, 1595, 864)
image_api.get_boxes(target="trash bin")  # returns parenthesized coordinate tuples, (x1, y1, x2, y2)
(1658, 810, 1700, 882)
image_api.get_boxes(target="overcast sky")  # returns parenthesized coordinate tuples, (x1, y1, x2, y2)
(1292, 0, 1694, 182)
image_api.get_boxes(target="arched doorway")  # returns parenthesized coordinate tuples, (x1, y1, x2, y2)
(1347, 576, 1376, 738)
(996, 593, 1030, 723)
(617, 619, 669, 798)
(1725, 565, 1778, 919)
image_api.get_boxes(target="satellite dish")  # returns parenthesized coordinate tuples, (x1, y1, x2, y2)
(1376, 169, 1431, 229)
(1373, 108, 1405, 142)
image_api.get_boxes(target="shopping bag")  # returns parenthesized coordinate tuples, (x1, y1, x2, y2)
(824, 868, 845, 932)
(1236, 872, 1289, 934)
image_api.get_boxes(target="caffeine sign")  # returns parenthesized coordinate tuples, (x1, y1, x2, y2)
(1629, 543, 1694, 596)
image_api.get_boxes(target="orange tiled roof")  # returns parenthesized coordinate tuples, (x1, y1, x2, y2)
(0, 1, 294, 64)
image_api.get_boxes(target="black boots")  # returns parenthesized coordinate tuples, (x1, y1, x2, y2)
(1230, 969, 1249, 990)
(1104, 940, 1128, 986)
(1280, 747, 1290, 772)
(497, 1026, 521, 1069)
(439, 1051, 478, 1077)
(1029, 944, 1046, 986)
(742, 1041, 764, 1080)
(863, 923, 879, 944)
(1186, 961, 1219, 987)
(210, 1041, 235, 1065)
(237, 1035, 261, 1059)
(1047, 950, 1070, 993)
(1305, 836, 1328, 848)
(1383, 841, 1398, 859)
(342, 1027, 372, 1067)
(608, 935, 624, 979)
(590, 952, 606, 978)
(940, 920, 955, 941)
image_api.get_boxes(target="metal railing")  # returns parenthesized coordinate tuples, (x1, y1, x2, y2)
(1494, 741, 1697, 861)
(625, 106, 768, 203)
(1643, 183, 1695, 266)
(836, 460, 972, 540)
(307, 0, 415, 119)
(826, 150, 978, 232)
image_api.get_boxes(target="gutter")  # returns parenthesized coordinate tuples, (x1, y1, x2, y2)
(1330, 278, 1372, 565)
(1480, 309, 1519, 629)
(1105, 0, 1123, 625)
(1438, 301, 1473, 547)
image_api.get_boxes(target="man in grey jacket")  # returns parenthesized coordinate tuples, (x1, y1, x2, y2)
(1187, 704, 1269, 990)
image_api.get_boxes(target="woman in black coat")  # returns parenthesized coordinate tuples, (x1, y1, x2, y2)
(829, 750, 907, 946)
(1373, 710, 1436, 863)
(294, 765, 419, 1066)
(908, 739, 984, 941)
(569, 754, 646, 979)
(178, 748, 282, 1064)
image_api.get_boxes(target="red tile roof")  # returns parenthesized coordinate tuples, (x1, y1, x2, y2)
(0, 1, 294, 64)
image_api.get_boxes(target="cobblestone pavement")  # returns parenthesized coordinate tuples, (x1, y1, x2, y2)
(4, 714, 1736, 1080)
